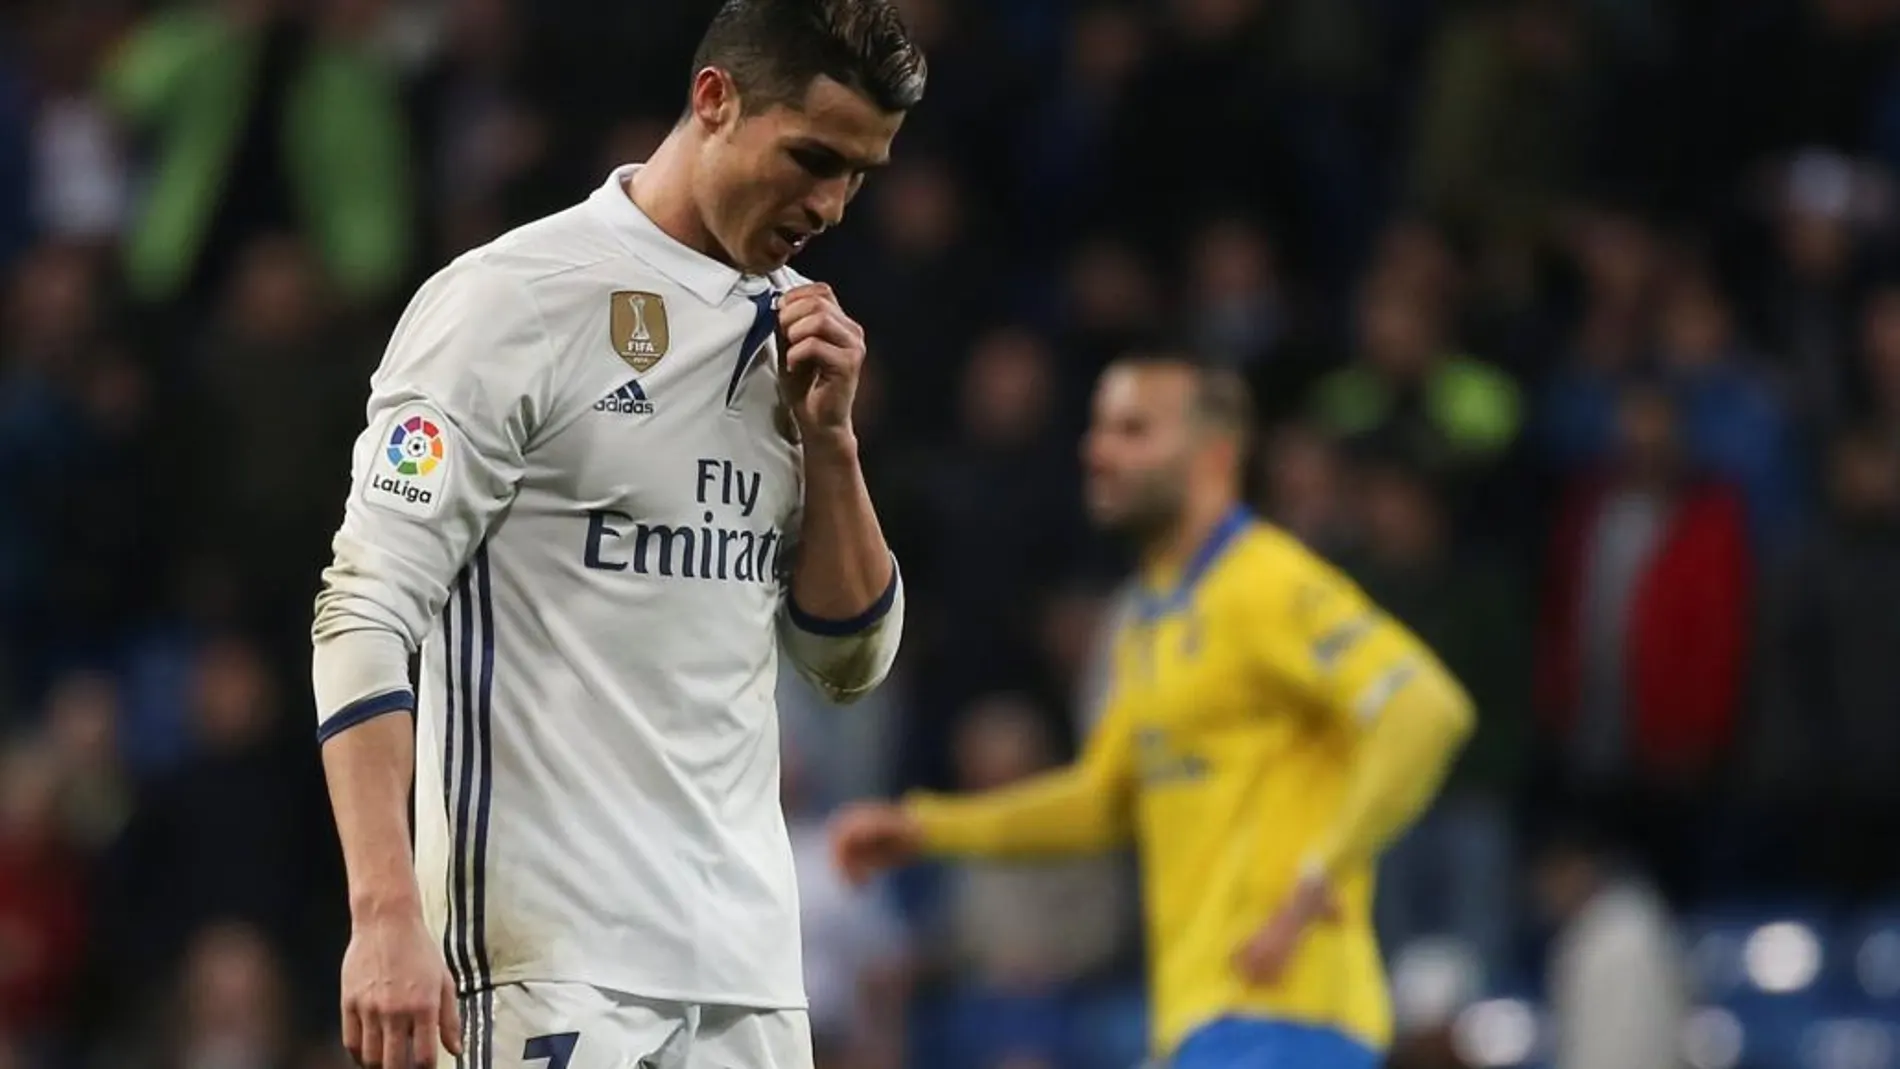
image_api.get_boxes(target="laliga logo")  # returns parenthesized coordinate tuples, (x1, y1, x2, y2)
(376, 415, 444, 505)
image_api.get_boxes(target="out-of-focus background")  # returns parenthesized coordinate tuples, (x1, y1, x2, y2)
(4, 0, 1900, 1066)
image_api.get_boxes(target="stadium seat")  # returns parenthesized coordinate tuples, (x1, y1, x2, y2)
(1682, 903, 1839, 1069)
(1838, 908, 1900, 1023)
(1068, 982, 1149, 1069)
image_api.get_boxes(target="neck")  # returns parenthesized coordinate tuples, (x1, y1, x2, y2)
(626, 131, 728, 265)
(1376, 531, 1442, 570)
(1144, 485, 1239, 574)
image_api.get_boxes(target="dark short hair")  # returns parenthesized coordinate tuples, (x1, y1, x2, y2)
(1110, 350, 1256, 446)
(691, 0, 928, 115)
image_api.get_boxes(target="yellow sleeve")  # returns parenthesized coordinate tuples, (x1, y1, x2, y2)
(1257, 556, 1476, 881)
(904, 693, 1137, 859)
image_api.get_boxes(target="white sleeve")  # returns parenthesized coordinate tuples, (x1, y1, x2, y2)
(775, 557, 905, 705)
(312, 259, 555, 740)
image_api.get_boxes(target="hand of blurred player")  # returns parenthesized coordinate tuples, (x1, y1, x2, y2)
(1232, 872, 1340, 987)
(828, 801, 924, 886)
(776, 283, 865, 442)
(339, 910, 461, 1069)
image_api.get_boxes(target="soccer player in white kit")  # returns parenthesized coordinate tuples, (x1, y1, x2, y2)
(308, 4, 924, 1068)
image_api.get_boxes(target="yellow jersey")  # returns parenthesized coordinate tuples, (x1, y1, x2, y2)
(909, 507, 1472, 1056)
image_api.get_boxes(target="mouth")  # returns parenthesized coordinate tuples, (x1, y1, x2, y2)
(773, 227, 814, 256)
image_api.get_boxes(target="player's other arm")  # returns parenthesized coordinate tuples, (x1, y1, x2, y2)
(775, 282, 902, 702)
(1236, 562, 1473, 982)
(831, 697, 1137, 882)
(312, 260, 550, 1068)
(1284, 569, 1474, 888)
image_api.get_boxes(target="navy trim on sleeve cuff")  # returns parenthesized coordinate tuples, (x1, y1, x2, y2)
(787, 565, 899, 637)
(316, 688, 415, 744)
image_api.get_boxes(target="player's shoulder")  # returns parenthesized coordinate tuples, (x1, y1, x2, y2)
(456, 203, 628, 298)
(1222, 519, 1335, 587)
(1214, 518, 1367, 615)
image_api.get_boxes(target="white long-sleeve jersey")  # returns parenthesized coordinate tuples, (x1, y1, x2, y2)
(311, 165, 904, 1010)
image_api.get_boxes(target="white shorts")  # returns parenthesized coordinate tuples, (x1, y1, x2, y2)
(440, 982, 813, 1069)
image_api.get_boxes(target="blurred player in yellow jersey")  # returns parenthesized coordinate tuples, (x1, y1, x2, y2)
(829, 352, 1476, 1069)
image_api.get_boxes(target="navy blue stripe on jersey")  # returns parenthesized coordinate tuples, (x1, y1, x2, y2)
(314, 687, 412, 743)
(787, 559, 900, 636)
(438, 593, 464, 993)
(727, 291, 778, 406)
(621, 379, 647, 401)
(470, 543, 497, 990)
(452, 564, 480, 993)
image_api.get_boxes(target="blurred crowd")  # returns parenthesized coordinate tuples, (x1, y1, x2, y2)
(5, 0, 1900, 1067)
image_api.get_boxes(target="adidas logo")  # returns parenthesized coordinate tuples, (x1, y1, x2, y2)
(595, 378, 654, 416)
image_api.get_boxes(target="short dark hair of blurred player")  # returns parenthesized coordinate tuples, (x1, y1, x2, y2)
(830, 353, 1475, 1069)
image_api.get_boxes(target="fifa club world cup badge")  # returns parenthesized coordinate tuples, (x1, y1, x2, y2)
(610, 291, 670, 372)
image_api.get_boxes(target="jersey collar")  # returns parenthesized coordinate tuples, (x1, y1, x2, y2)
(589, 164, 753, 306)
(1131, 505, 1254, 624)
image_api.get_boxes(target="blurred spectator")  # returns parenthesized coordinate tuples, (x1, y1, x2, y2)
(407, 0, 546, 263)
(29, 7, 128, 248)
(1098, 0, 1279, 253)
(1184, 215, 1288, 373)
(96, 636, 332, 1003)
(175, 234, 372, 654)
(1014, 4, 1148, 251)
(1037, 582, 1118, 727)
(1535, 383, 1749, 901)
(1652, 256, 1802, 553)
(1363, 220, 1466, 328)
(1058, 237, 1164, 383)
(0, 38, 35, 272)
(927, 694, 1134, 1069)
(0, 243, 169, 690)
(785, 743, 910, 1069)
(1754, 424, 1900, 896)
(1751, 152, 1890, 425)
(1856, 282, 1900, 444)
(1540, 208, 1661, 472)
(1257, 421, 1353, 557)
(1347, 457, 1529, 985)
(100, 0, 413, 310)
(0, 738, 86, 1040)
(41, 669, 132, 853)
(936, 695, 1131, 994)
(0, 243, 105, 676)
(912, 328, 1082, 720)
(1532, 826, 1688, 1069)
(1310, 272, 1521, 486)
(1408, 0, 1595, 291)
(157, 921, 293, 1069)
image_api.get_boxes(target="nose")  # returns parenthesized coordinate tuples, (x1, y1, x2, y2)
(806, 176, 852, 229)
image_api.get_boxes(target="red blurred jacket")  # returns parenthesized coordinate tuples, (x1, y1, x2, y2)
(0, 832, 86, 1031)
(1536, 476, 1751, 776)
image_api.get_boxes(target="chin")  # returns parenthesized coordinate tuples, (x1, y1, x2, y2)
(1083, 500, 1125, 533)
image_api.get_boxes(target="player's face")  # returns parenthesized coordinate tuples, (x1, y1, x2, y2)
(1082, 364, 1197, 536)
(701, 75, 904, 273)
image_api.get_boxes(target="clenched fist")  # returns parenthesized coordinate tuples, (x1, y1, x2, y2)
(827, 801, 925, 886)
